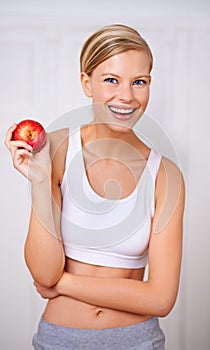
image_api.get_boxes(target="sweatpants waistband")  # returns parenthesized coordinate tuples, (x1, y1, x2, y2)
(32, 316, 165, 350)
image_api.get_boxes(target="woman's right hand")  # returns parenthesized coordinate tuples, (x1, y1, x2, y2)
(4, 123, 52, 184)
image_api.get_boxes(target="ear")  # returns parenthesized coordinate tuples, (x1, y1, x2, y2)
(80, 72, 92, 98)
(148, 75, 152, 85)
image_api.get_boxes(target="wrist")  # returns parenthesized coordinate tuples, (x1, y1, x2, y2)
(31, 176, 52, 188)
(57, 272, 72, 296)
(31, 177, 52, 200)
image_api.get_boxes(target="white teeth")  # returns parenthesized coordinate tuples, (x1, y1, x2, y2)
(109, 106, 135, 114)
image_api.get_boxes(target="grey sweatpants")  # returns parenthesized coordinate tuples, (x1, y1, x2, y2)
(32, 316, 165, 350)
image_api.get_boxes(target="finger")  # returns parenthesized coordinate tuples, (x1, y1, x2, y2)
(10, 140, 33, 151)
(5, 123, 33, 155)
(13, 149, 32, 172)
(14, 148, 33, 160)
(10, 140, 33, 159)
(4, 124, 17, 149)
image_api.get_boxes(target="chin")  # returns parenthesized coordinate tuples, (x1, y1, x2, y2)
(104, 121, 133, 134)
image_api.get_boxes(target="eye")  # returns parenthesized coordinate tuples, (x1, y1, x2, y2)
(133, 79, 147, 86)
(104, 77, 118, 84)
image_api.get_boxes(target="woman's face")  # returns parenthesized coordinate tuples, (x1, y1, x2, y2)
(81, 49, 151, 132)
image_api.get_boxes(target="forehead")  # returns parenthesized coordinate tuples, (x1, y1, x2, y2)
(93, 50, 151, 76)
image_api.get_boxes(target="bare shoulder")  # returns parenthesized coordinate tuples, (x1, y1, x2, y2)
(48, 128, 69, 185)
(154, 156, 185, 233)
(48, 128, 69, 156)
(156, 156, 185, 195)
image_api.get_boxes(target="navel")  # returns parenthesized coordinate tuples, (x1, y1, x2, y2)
(95, 308, 103, 317)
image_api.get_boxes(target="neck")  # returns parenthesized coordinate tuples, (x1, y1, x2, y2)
(81, 122, 142, 162)
(88, 121, 134, 140)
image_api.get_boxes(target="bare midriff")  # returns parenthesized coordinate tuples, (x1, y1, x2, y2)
(43, 257, 151, 329)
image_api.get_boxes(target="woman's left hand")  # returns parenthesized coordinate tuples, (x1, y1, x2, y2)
(33, 280, 60, 299)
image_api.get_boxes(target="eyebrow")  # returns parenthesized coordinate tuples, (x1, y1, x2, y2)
(101, 73, 150, 79)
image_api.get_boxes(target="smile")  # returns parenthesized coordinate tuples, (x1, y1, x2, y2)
(108, 106, 136, 115)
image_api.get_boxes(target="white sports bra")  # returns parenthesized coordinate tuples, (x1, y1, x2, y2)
(60, 127, 161, 269)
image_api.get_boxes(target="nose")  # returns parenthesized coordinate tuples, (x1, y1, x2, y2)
(117, 83, 134, 102)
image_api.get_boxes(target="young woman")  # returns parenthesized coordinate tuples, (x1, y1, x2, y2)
(5, 24, 185, 349)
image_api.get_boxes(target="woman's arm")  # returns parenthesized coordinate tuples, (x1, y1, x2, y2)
(36, 158, 185, 317)
(25, 130, 70, 287)
(24, 175, 65, 287)
(5, 126, 68, 287)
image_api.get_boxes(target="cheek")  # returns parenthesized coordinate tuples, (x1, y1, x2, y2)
(92, 86, 115, 102)
(136, 89, 150, 106)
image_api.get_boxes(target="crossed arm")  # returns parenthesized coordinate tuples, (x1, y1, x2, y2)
(34, 158, 185, 318)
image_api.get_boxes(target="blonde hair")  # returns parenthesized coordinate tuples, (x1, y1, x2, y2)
(80, 24, 153, 75)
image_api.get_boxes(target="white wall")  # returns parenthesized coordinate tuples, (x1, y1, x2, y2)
(0, 1, 209, 349)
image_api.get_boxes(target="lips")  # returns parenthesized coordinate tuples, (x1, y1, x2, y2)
(108, 105, 137, 120)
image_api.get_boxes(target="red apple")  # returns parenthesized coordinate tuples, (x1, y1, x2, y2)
(12, 119, 46, 152)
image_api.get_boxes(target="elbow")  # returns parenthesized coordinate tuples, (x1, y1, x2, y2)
(31, 269, 63, 288)
(156, 305, 172, 318)
(24, 247, 65, 288)
(146, 281, 178, 317)
(155, 298, 175, 318)
(25, 256, 65, 288)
